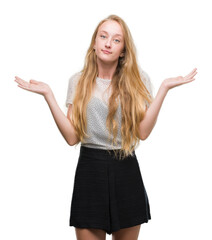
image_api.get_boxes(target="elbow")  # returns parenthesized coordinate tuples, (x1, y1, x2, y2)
(66, 139, 73, 146)
(139, 121, 157, 141)
(139, 121, 149, 141)
(139, 130, 150, 140)
(139, 134, 148, 141)
(65, 136, 75, 146)
(67, 141, 74, 146)
(67, 139, 77, 146)
(67, 135, 80, 146)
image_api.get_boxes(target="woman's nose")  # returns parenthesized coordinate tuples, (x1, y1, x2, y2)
(105, 38, 112, 48)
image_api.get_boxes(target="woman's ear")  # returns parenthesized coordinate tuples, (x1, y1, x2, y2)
(120, 52, 125, 57)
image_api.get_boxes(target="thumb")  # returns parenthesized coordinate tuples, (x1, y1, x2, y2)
(30, 79, 39, 84)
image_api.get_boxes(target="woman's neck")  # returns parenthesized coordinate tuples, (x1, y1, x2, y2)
(96, 58, 118, 80)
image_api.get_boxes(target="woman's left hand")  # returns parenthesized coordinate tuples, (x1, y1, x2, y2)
(162, 68, 197, 91)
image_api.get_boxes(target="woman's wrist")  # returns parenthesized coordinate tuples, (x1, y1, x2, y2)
(160, 80, 169, 95)
(44, 89, 54, 102)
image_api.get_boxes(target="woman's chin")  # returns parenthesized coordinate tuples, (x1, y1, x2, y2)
(97, 56, 118, 64)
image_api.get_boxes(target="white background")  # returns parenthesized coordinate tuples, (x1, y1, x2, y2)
(1, 0, 211, 239)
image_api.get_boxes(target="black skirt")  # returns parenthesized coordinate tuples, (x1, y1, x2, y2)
(69, 146, 151, 235)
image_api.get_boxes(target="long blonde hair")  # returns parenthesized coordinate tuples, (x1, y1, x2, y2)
(70, 15, 153, 160)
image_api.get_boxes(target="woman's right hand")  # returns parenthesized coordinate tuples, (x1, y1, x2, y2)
(14, 76, 52, 97)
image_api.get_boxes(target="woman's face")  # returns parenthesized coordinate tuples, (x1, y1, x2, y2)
(93, 20, 125, 64)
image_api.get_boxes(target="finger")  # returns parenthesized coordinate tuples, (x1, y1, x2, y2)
(187, 69, 197, 77)
(185, 71, 197, 80)
(15, 76, 25, 82)
(191, 67, 197, 73)
(191, 71, 198, 78)
(17, 84, 42, 95)
(17, 80, 29, 88)
(17, 84, 31, 91)
(190, 68, 198, 76)
(15, 76, 33, 86)
(17, 83, 39, 93)
(15, 76, 22, 79)
(185, 68, 197, 79)
(183, 78, 195, 84)
(187, 68, 197, 76)
(14, 77, 27, 85)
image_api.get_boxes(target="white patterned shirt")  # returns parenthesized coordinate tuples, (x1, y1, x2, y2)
(65, 69, 153, 150)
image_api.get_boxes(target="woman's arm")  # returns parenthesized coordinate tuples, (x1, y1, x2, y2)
(14, 77, 78, 146)
(138, 68, 197, 140)
(44, 91, 79, 145)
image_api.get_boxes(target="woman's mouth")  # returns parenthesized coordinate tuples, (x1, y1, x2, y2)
(102, 50, 112, 54)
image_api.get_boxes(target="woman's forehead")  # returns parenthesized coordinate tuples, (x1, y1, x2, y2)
(98, 20, 123, 37)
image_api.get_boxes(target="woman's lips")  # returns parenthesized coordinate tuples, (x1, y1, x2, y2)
(102, 50, 112, 54)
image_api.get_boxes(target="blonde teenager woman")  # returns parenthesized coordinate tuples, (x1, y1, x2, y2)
(14, 15, 197, 240)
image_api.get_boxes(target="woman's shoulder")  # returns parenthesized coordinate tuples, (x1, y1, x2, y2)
(69, 71, 82, 82)
(138, 66, 154, 97)
(138, 66, 149, 80)
(68, 71, 82, 87)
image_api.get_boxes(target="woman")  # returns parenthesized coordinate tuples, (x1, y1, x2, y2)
(14, 15, 197, 240)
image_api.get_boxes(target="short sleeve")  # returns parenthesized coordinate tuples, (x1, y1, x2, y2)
(139, 68, 154, 98)
(138, 67, 154, 109)
(65, 72, 81, 108)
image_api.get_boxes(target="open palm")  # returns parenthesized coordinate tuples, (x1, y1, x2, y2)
(163, 68, 197, 90)
(14, 76, 51, 97)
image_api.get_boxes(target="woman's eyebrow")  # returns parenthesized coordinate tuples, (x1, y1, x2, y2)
(99, 30, 123, 38)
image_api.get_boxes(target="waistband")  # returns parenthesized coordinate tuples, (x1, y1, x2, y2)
(79, 145, 136, 162)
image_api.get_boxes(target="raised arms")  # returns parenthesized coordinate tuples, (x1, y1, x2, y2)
(138, 68, 198, 140)
(14, 77, 79, 146)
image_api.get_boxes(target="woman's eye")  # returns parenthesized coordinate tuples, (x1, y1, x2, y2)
(114, 39, 120, 43)
(100, 35, 106, 38)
